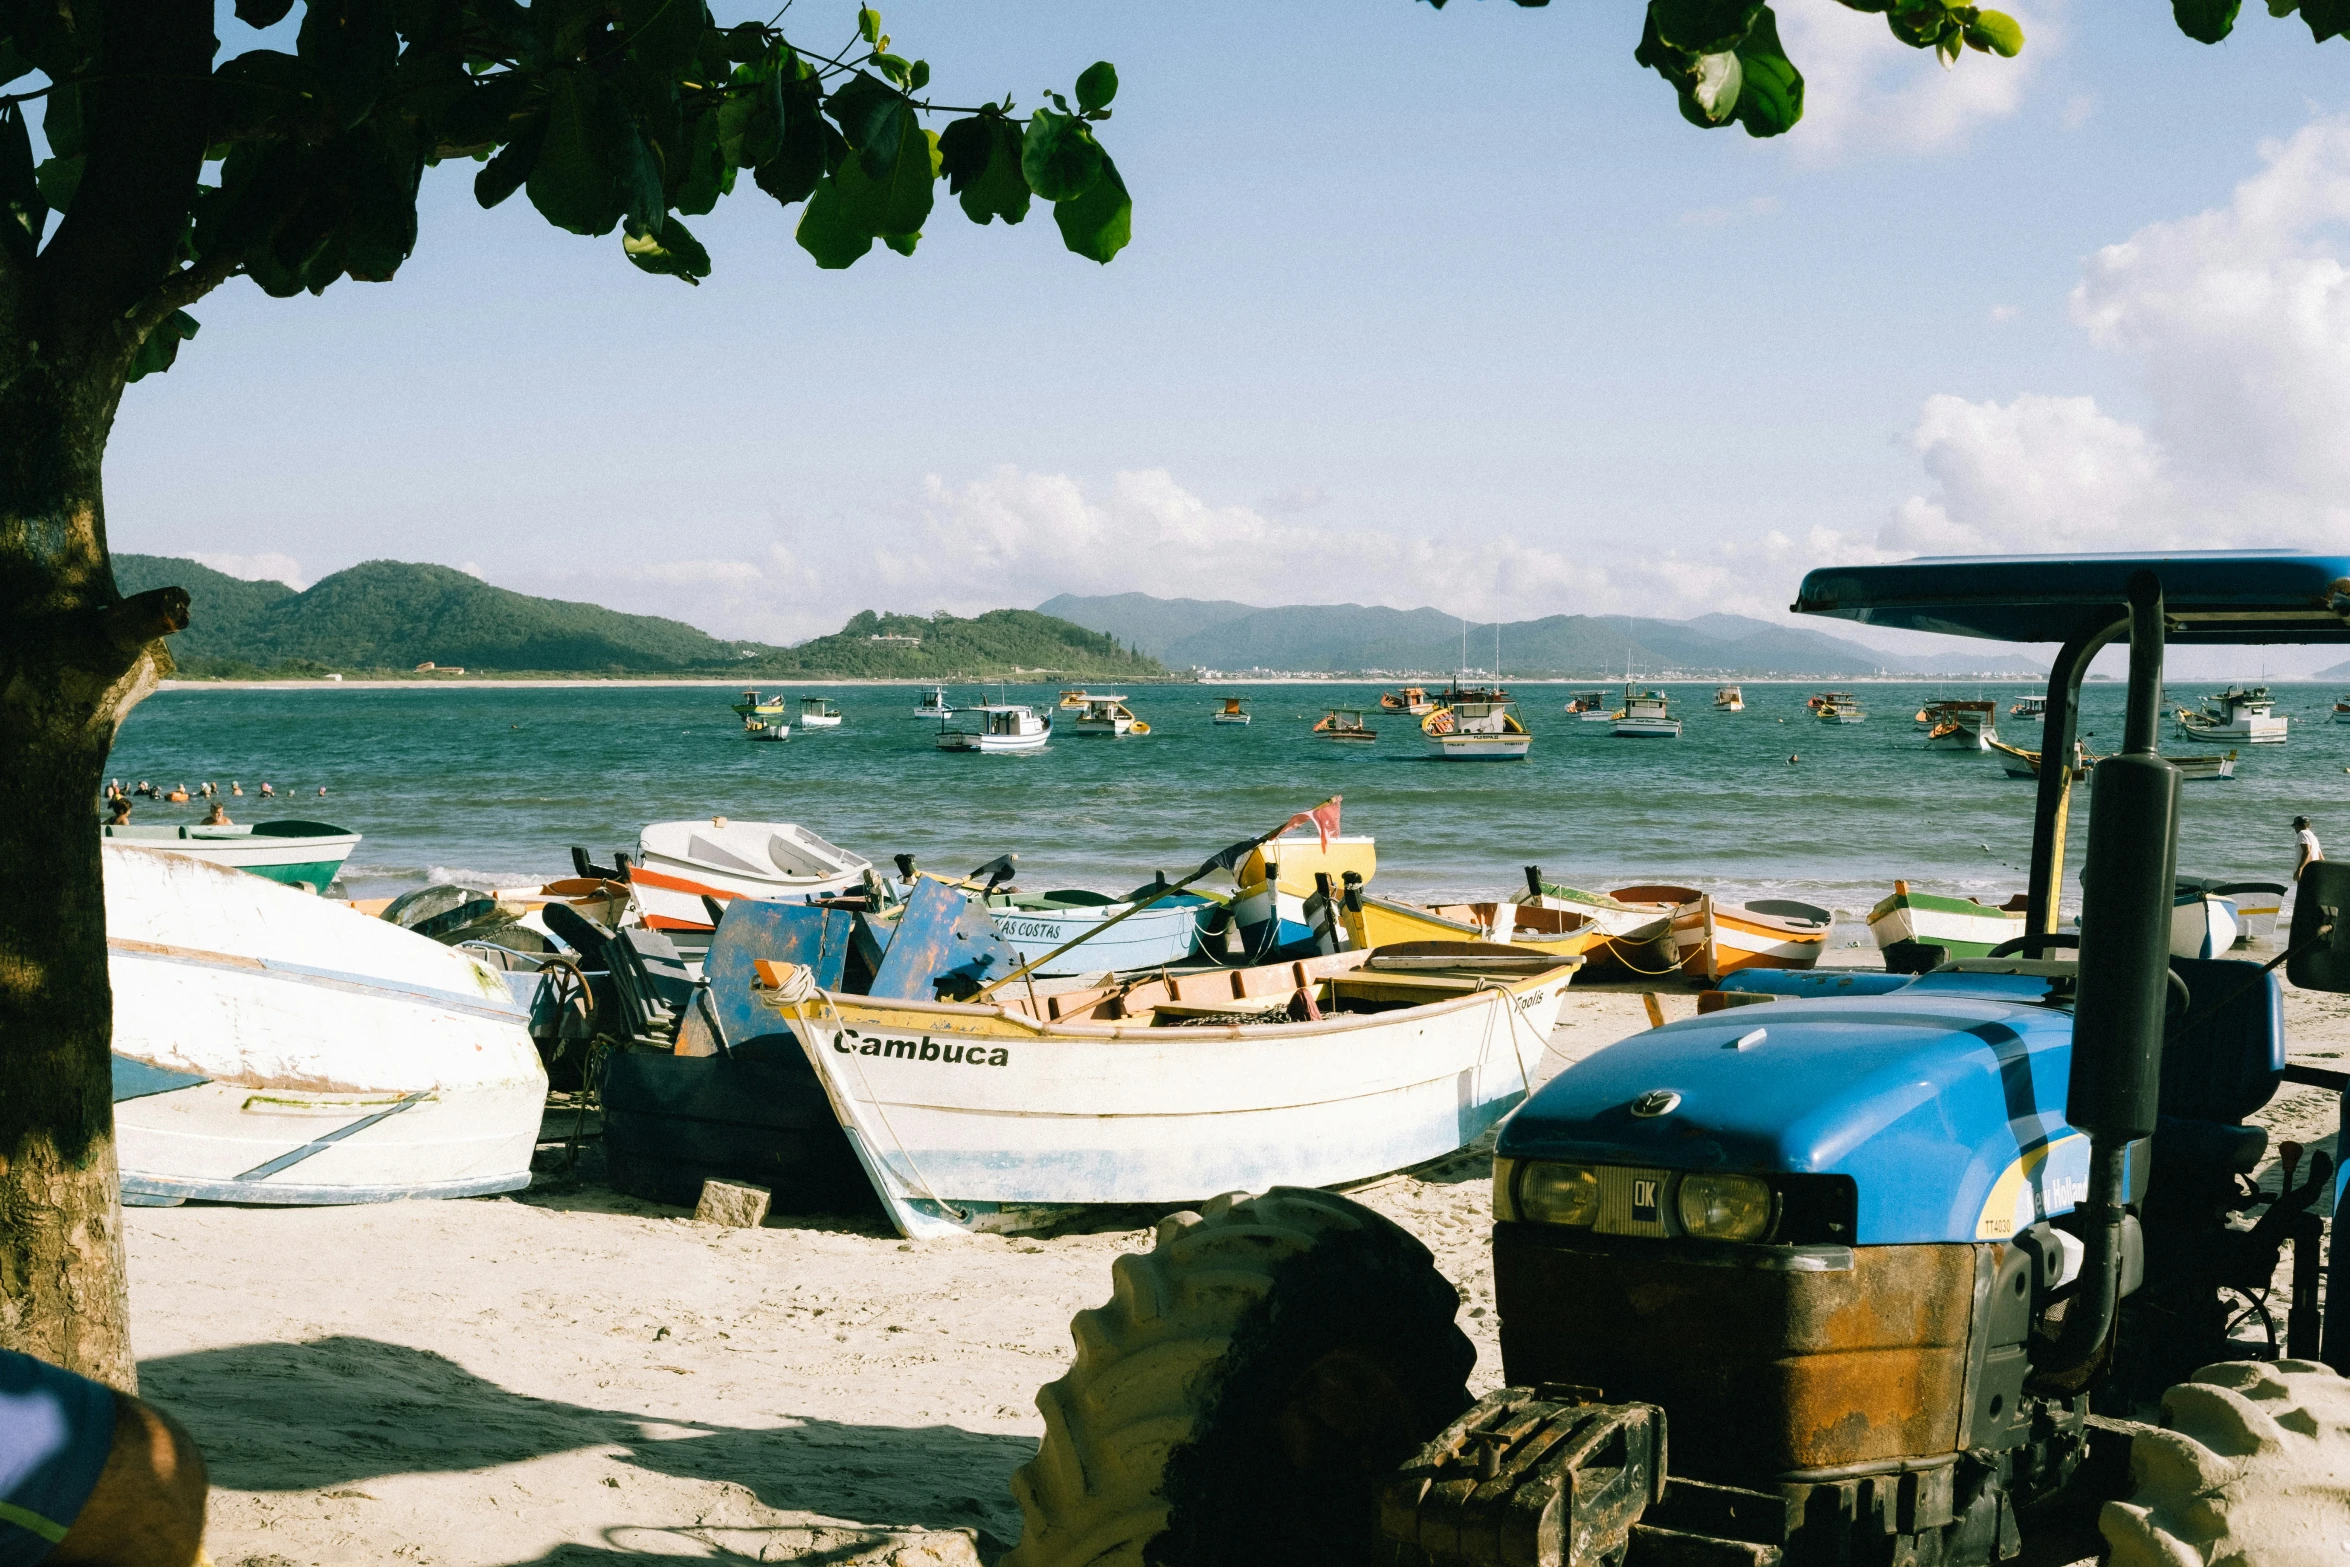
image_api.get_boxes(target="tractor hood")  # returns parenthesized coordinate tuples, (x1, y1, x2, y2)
(1499, 974, 2095, 1245)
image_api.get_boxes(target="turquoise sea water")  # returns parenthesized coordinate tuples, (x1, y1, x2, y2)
(107, 681, 2350, 934)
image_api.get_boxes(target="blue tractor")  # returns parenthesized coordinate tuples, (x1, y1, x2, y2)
(1003, 554, 2350, 1567)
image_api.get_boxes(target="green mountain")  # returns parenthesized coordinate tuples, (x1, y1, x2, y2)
(1041, 592, 2046, 678)
(758, 609, 1166, 679)
(115, 555, 1168, 679)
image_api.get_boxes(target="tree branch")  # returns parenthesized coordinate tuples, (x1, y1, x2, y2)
(125, 246, 244, 342)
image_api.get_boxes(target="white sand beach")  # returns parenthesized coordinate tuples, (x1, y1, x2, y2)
(130, 985, 2346, 1567)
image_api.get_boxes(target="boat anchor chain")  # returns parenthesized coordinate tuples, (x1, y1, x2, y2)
(1378, 1386, 1789, 1567)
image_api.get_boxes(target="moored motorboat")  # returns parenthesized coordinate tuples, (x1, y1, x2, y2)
(2333, 695, 2350, 724)
(99, 819, 363, 893)
(911, 685, 955, 719)
(2166, 751, 2237, 781)
(1313, 707, 1379, 744)
(2009, 695, 2045, 723)
(1922, 700, 1998, 751)
(744, 717, 789, 742)
(936, 703, 1052, 753)
(2174, 684, 2288, 744)
(1807, 690, 1855, 714)
(628, 817, 873, 934)
(732, 688, 788, 720)
(1867, 880, 2026, 964)
(1564, 690, 1614, 722)
(1611, 685, 1680, 738)
(1380, 685, 1437, 716)
(1057, 689, 1092, 711)
(1714, 685, 1744, 711)
(1424, 698, 1534, 758)
(1988, 735, 2093, 780)
(1213, 696, 1252, 725)
(797, 696, 844, 728)
(1073, 697, 1149, 736)
(1815, 697, 1868, 723)
(105, 847, 544, 1206)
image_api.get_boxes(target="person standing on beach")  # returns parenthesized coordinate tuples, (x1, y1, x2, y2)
(2295, 816, 2324, 880)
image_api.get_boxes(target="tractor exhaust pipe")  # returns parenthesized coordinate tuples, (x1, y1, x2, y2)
(2044, 570, 2179, 1382)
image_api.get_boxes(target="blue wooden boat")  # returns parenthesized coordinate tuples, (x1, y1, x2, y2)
(982, 887, 1220, 975)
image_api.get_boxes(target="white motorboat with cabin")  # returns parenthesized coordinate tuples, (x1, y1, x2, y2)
(629, 817, 873, 933)
(1611, 685, 1681, 738)
(798, 696, 843, 728)
(1565, 690, 1614, 722)
(1423, 698, 1533, 758)
(1213, 696, 1252, 725)
(911, 685, 954, 719)
(937, 703, 1052, 753)
(1073, 696, 1149, 736)
(1714, 685, 1744, 711)
(2175, 684, 2288, 744)
(106, 847, 544, 1206)
(1922, 700, 1998, 751)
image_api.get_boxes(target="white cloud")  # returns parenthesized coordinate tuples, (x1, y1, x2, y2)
(1773, 0, 2045, 157)
(1988, 303, 2020, 322)
(456, 561, 487, 579)
(187, 551, 307, 589)
(1883, 392, 2172, 555)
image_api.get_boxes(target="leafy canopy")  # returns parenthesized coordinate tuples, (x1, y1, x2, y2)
(3, 0, 2343, 391)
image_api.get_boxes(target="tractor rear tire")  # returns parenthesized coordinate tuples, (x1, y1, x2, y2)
(1004, 1186, 1475, 1567)
(2101, 1358, 2350, 1567)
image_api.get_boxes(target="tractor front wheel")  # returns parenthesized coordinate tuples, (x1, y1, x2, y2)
(1005, 1186, 1475, 1567)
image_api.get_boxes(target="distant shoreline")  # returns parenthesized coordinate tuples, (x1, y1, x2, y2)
(155, 674, 2068, 691)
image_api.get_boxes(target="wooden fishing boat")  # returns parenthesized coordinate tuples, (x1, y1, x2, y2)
(1867, 880, 2026, 962)
(2175, 684, 2287, 744)
(1815, 697, 1868, 723)
(1213, 696, 1252, 725)
(1380, 685, 1437, 716)
(100, 819, 362, 893)
(1313, 707, 1379, 743)
(1920, 699, 1998, 751)
(1073, 697, 1149, 736)
(1342, 893, 1607, 961)
(2177, 875, 2285, 946)
(1989, 735, 2093, 780)
(1611, 884, 1831, 980)
(628, 817, 873, 934)
(2171, 890, 2241, 960)
(911, 685, 955, 719)
(2009, 695, 2045, 722)
(797, 696, 843, 728)
(936, 703, 1052, 752)
(1513, 877, 1683, 974)
(105, 847, 544, 1206)
(1564, 690, 1614, 722)
(1057, 689, 1093, 711)
(744, 717, 789, 742)
(1611, 685, 1680, 739)
(740, 918, 1577, 1239)
(1714, 685, 1744, 711)
(981, 888, 1218, 975)
(731, 688, 788, 719)
(1229, 832, 1378, 959)
(1423, 699, 1533, 758)
(2333, 695, 2350, 724)
(1807, 691, 1855, 713)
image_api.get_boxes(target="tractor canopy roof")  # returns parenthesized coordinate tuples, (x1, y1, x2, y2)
(1793, 551, 2350, 645)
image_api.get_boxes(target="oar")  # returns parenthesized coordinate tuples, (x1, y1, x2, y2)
(971, 803, 1337, 1000)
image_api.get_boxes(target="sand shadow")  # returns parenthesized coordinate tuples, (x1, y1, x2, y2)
(141, 1336, 1032, 1544)
(482, 1522, 994, 1565)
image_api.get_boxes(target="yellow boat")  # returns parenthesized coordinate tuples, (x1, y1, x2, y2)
(1342, 893, 1607, 960)
(1057, 688, 1091, 710)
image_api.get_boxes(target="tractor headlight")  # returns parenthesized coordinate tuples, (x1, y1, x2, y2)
(1676, 1174, 1775, 1242)
(1517, 1162, 1601, 1228)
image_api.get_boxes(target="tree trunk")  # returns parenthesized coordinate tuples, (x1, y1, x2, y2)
(0, 353, 183, 1392)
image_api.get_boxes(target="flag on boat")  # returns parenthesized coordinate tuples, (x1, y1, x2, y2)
(1194, 796, 1344, 877)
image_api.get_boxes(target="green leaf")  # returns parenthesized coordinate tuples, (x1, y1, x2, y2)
(1052, 151, 1128, 263)
(528, 67, 625, 235)
(2296, 0, 2350, 37)
(871, 111, 935, 234)
(623, 213, 710, 281)
(827, 71, 906, 178)
(1680, 48, 1741, 125)
(752, 77, 835, 208)
(43, 81, 81, 160)
(1965, 7, 2026, 52)
(857, 4, 881, 44)
(234, 0, 298, 26)
(872, 51, 913, 88)
(1074, 60, 1118, 112)
(1651, 0, 1763, 52)
(1731, 6, 1803, 135)
(796, 168, 877, 267)
(126, 310, 200, 384)
(473, 116, 542, 207)
(621, 0, 705, 74)
(674, 105, 727, 214)
(0, 102, 43, 258)
(908, 58, 929, 91)
(1021, 107, 1103, 202)
(298, 0, 399, 124)
(940, 113, 1029, 225)
(883, 230, 919, 256)
(32, 154, 80, 215)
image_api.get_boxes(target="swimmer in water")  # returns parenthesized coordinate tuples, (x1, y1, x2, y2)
(107, 796, 131, 825)
(203, 803, 231, 826)
(231, 781, 243, 796)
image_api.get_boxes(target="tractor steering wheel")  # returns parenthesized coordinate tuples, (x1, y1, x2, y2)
(1981, 932, 2192, 1016)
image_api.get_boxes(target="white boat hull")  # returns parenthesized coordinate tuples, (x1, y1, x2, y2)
(799, 714, 842, 728)
(936, 728, 1051, 752)
(1611, 718, 1682, 738)
(1423, 733, 1534, 758)
(631, 820, 872, 931)
(105, 848, 544, 1205)
(101, 823, 361, 891)
(2171, 894, 2242, 960)
(781, 974, 1572, 1237)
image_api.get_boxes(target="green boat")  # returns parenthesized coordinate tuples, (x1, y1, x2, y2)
(100, 819, 363, 893)
(1866, 880, 2025, 961)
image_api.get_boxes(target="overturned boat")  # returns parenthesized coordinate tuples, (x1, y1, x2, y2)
(106, 847, 544, 1206)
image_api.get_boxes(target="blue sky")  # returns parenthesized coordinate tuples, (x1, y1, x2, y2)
(98, 2, 2350, 673)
